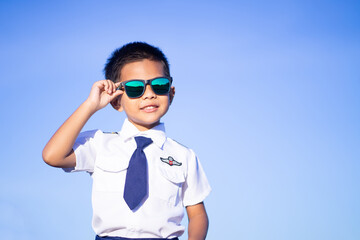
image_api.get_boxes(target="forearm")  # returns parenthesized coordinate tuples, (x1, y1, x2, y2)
(42, 100, 96, 167)
(186, 203, 209, 240)
(188, 212, 209, 240)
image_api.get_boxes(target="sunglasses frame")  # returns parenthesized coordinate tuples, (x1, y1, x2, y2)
(117, 76, 173, 98)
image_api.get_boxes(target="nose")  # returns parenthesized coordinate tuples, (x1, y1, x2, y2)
(142, 84, 156, 99)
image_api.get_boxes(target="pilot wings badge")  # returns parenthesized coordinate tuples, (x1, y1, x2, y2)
(160, 156, 182, 166)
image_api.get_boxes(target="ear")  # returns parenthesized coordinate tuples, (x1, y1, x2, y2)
(169, 86, 175, 104)
(110, 95, 124, 112)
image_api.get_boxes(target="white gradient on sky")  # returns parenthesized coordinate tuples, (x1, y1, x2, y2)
(1, 0, 359, 239)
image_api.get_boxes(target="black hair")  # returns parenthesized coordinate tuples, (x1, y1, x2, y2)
(104, 42, 170, 82)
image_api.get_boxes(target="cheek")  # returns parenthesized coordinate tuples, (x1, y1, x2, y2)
(163, 95, 171, 104)
(160, 98, 171, 110)
(122, 98, 137, 112)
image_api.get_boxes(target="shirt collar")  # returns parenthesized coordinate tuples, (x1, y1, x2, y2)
(120, 118, 167, 149)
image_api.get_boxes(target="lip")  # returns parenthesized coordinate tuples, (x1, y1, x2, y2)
(140, 104, 159, 113)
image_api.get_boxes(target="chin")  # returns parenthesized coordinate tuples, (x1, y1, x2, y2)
(130, 118, 161, 131)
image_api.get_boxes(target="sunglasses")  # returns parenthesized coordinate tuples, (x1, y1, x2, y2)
(117, 77, 173, 98)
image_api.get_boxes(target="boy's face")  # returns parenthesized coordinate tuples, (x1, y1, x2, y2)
(112, 59, 175, 131)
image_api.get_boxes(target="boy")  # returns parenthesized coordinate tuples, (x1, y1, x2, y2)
(42, 42, 211, 240)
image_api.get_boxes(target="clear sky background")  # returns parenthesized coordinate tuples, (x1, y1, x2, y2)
(1, 0, 359, 239)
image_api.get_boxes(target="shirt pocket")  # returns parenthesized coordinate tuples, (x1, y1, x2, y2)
(93, 156, 129, 192)
(154, 165, 185, 206)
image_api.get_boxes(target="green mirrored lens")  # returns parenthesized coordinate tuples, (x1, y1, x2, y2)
(125, 81, 144, 98)
(151, 78, 170, 95)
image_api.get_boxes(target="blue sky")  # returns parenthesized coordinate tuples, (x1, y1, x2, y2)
(1, 0, 359, 239)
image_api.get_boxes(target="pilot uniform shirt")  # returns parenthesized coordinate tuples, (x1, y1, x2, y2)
(64, 119, 211, 239)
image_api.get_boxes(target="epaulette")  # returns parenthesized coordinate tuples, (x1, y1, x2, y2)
(171, 138, 189, 149)
(103, 132, 119, 135)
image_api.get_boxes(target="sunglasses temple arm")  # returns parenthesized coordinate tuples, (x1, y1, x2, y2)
(116, 83, 123, 90)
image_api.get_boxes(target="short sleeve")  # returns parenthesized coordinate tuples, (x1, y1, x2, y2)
(182, 150, 211, 206)
(63, 129, 101, 173)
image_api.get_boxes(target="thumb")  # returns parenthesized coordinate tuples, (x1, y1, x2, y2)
(109, 89, 123, 102)
(114, 88, 124, 98)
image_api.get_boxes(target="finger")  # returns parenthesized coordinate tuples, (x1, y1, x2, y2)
(100, 80, 108, 92)
(94, 80, 105, 89)
(92, 81, 108, 96)
(114, 89, 124, 96)
(111, 80, 118, 93)
(107, 80, 114, 94)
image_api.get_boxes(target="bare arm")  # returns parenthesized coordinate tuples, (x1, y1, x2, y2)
(42, 80, 122, 168)
(186, 202, 209, 240)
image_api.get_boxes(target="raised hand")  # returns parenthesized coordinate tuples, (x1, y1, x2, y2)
(43, 80, 123, 168)
(86, 80, 123, 112)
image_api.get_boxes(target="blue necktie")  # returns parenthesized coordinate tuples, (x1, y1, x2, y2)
(124, 136, 153, 210)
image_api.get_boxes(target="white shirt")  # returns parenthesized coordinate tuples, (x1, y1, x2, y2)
(64, 119, 211, 238)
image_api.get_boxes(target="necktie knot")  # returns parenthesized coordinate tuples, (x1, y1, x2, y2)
(135, 136, 153, 149)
